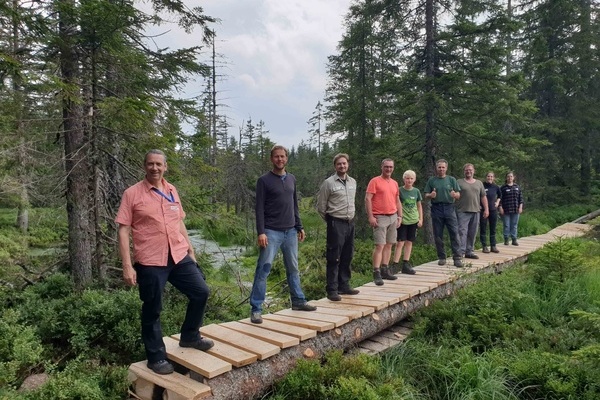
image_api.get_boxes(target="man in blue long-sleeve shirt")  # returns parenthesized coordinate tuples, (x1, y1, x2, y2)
(249, 145, 317, 324)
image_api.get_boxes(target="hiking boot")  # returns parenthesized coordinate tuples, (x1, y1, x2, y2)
(504, 238, 509, 245)
(454, 258, 464, 268)
(327, 293, 342, 301)
(147, 359, 174, 375)
(292, 302, 317, 311)
(401, 261, 416, 275)
(491, 246, 499, 253)
(465, 253, 479, 259)
(381, 265, 398, 280)
(438, 259, 447, 266)
(179, 337, 215, 351)
(339, 287, 360, 295)
(389, 262, 400, 274)
(512, 238, 519, 246)
(482, 246, 490, 253)
(250, 311, 263, 324)
(373, 269, 384, 286)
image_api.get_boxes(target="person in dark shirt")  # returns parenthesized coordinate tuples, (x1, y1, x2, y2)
(249, 145, 316, 324)
(499, 171, 524, 246)
(480, 171, 502, 253)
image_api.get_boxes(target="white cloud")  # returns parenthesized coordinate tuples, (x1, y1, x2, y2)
(150, 0, 351, 148)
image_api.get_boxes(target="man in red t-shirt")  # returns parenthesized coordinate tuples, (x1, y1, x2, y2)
(116, 150, 213, 375)
(365, 158, 403, 285)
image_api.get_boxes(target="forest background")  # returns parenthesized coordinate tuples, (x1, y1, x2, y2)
(0, 0, 599, 398)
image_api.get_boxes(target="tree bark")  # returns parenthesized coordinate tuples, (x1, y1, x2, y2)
(59, 0, 93, 289)
(422, 0, 437, 246)
(13, 0, 29, 235)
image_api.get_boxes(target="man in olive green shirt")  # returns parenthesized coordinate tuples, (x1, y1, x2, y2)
(316, 153, 360, 301)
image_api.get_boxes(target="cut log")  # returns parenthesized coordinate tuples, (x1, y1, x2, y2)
(128, 361, 211, 400)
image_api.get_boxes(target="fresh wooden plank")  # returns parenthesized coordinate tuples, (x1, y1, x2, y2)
(316, 295, 389, 310)
(385, 279, 438, 290)
(274, 309, 350, 327)
(238, 318, 317, 341)
(361, 285, 416, 297)
(261, 313, 335, 331)
(220, 321, 299, 348)
(352, 287, 410, 306)
(409, 269, 454, 278)
(301, 303, 363, 320)
(356, 287, 410, 302)
(129, 361, 212, 400)
(412, 267, 461, 277)
(163, 337, 232, 379)
(337, 293, 395, 304)
(200, 324, 280, 360)
(171, 334, 257, 368)
(395, 276, 442, 286)
(364, 281, 429, 295)
(309, 300, 375, 316)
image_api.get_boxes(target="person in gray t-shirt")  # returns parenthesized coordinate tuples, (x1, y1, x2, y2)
(455, 163, 489, 259)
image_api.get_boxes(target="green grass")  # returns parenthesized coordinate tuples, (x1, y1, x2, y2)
(267, 236, 600, 400)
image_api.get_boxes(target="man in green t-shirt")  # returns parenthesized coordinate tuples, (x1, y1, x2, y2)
(424, 159, 463, 267)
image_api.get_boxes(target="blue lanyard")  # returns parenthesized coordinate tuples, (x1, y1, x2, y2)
(152, 188, 174, 203)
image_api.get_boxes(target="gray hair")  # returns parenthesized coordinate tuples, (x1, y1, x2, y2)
(144, 149, 167, 164)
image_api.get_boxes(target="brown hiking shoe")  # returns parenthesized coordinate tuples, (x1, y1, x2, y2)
(373, 269, 384, 286)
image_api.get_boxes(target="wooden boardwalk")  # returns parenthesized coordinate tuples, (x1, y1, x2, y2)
(128, 222, 592, 400)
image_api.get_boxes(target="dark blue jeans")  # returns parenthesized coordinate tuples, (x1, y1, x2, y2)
(135, 254, 210, 363)
(430, 203, 461, 260)
(325, 216, 355, 294)
(480, 210, 498, 246)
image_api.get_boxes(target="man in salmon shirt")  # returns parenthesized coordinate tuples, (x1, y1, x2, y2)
(365, 158, 403, 285)
(116, 149, 212, 375)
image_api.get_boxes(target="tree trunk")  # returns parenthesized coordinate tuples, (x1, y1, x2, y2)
(59, 0, 93, 289)
(422, 0, 437, 246)
(13, 0, 29, 236)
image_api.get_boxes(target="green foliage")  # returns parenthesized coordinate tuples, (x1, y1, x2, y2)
(271, 236, 600, 400)
(273, 350, 411, 400)
(528, 238, 585, 286)
(27, 227, 67, 248)
(0, 309, 44, 388)
(0, 231, 25, 269)
(16, 274, 143, 364)
(17, 359, 128, 400)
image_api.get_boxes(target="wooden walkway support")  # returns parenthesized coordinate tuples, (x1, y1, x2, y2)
(128, 222, 593, 400)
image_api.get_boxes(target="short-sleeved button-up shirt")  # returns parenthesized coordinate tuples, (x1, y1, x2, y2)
(115, 178, 189, 266)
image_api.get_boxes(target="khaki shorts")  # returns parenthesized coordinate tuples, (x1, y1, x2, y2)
(373, 214, 398, 244)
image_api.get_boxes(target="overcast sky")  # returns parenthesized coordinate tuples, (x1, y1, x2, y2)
(159, 0, 352, 149)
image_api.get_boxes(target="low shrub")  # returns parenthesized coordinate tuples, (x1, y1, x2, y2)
(273, 350, 412, 400)
(15, 359, 128, 400)
(0, 309, 44, 388)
